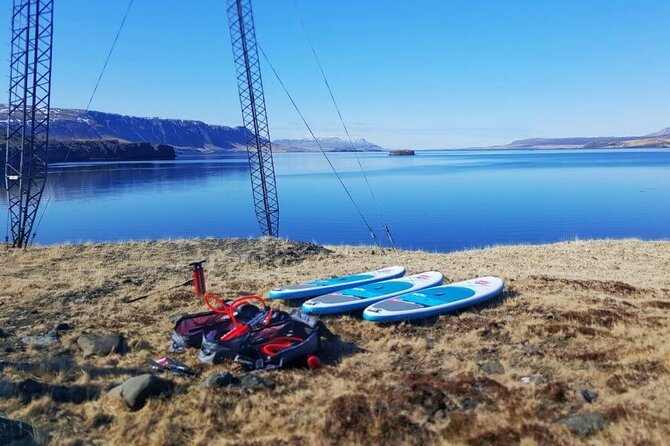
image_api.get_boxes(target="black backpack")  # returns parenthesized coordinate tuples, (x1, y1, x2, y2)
(199, 308, 323, 370)
(168, 302, 260, 353)
(172, 294, 327, 371)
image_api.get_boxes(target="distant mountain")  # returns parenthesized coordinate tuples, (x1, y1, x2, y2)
(0, 105, 384, 154)
(274, 136, 384, 152)
(48, 107, 252, 152)
(644, 127, 670, 138)
(502, 127, 670, 149)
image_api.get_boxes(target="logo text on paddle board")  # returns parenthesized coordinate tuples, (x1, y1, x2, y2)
(475, 279, 490, 285)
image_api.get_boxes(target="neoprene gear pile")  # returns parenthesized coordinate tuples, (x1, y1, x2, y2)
(169, 294, 327, 371)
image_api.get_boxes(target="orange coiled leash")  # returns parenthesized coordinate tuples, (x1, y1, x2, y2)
(260, 336, 304, 356)
(203, 293, 273, 341)
(259, 336, 322, 370)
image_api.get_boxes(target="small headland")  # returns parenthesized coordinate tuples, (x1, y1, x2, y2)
(389, 149, 416, 156)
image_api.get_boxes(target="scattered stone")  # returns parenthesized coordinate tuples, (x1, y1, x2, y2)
(558, 412, 607, 437)
(108, 374, 174, 410)
(238, 373, 275, 392)
(168, 313, 189, 323)
(0, 381, 18, 398)
(121, 277, 144, 286)
(21, 334, 59, 348)
(478, 361, 505, 375)
(238, 239, 330, 266)
(520, 344, 544, 356)
(129, 339, 152, 351)
(460, 398, 478, 410)
(107, 385, 123, 399)
(519, 375, 544, 385)
(201, 372, 237, 389)
(53, 322, 73, 332)
(576, 389, 598, 404)
(77, 334, 124, 357)
(0, 417, 38, 446)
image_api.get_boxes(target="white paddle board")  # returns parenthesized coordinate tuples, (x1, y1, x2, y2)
(363, 276, 504, 322)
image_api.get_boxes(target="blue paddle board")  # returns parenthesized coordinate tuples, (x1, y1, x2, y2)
(268, 266, 406, 300)
(301, 271, 443, 314)
(363, 276, 504, 322)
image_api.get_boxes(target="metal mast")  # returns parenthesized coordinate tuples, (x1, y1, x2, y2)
(4, 0, 54, 248)
(226, 0, 279, 237)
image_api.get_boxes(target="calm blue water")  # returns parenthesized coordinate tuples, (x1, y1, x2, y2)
(2, 149, 669, 252)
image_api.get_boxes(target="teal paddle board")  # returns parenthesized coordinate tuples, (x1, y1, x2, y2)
(301, 271, 443, 314)
(268, 266, 406, 300)
(363, 276, 504, 322)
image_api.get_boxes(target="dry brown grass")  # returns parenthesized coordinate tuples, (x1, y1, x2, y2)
(1, 237, 669, 445)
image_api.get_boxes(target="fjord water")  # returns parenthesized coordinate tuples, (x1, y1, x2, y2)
(2, 149, 668, 252)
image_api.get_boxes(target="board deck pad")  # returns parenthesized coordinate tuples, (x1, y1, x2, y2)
(301, 271, 443, 314)
(340, 281, 414, 299)
(363, 277, 504, 322)
(400, 287, 475, 307)
(268, 266, 406, 300)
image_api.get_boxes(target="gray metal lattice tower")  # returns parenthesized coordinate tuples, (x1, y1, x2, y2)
(4, 0, 54, 248)
(227, 0, 279, 237)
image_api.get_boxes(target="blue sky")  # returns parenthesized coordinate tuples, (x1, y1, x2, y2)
(1, 0, 669, 149)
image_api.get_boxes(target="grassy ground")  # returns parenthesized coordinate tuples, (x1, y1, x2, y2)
(1, 238, 669, 445)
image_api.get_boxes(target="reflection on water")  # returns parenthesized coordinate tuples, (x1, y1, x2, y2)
(1, 149, 669, 251)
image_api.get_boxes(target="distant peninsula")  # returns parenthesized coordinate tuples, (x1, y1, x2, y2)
(0, 138, 175, 163)
(497, 127, 670, 149)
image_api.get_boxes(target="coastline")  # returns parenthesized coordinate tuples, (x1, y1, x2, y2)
(1, 237, 669, 444)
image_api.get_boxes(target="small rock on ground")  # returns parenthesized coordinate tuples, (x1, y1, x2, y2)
(519, 375, 544, 385)
(53, 322, 73, 332)
(201, 372, 237, 389)
(77, 334, 124, 356)
(0, 381, 18, 398)
(0, 416, 40, 446)
(558, 412, 607, 436)
(21, 335, 59, 348)
(478, 361, 505, 375)
(109, 374, 174, 410)
(576, 389, 598, 403)
(239, 373, 275, 392)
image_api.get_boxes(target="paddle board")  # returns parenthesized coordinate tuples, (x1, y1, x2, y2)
(268, 266, 406, 300)
(301, 271, 443, 314)
(363, 276, 504, 322)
